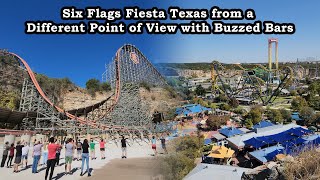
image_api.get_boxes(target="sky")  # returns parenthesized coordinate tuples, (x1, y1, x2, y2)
(0, 0, 319, 87)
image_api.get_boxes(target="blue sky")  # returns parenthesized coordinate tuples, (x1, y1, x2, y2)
(0, 0, 319, 87)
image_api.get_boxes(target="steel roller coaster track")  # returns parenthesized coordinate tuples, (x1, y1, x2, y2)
(0, 44, 167, 133)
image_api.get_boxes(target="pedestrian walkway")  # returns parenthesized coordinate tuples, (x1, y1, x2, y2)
(0, 139, 160, 180)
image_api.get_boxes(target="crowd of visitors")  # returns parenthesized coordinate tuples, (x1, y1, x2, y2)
(0, 134, 169, 179)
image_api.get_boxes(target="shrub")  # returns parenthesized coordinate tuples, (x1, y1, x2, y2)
(284, 149, 320, 180)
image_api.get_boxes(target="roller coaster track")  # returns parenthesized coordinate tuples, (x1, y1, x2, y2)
(211, 61, 293, 105)
(0, 44, 167, 132)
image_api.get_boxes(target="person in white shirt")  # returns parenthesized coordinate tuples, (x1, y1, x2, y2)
(21, 142, 30, 169)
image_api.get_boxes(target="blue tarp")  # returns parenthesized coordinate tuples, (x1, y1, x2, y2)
(176, 104, 212, 116)
(265, 131, 295, 143)
(204, 138, 212, 145)
(244, 137, 268, 149)
(256, 136, 275, 144)
(253, 120, 275, 129)
(265, 149, 284, 161)
(219, 127, 244, 137)
(291, 112, 302, 121)
(287, 127, 312, 136)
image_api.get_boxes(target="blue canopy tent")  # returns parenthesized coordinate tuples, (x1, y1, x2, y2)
(244, 137, 268, 149)
(176, 104, 212, 116)
(264, 149, 284, 161)
(219, 127, 244, 138)
(265, 131, 295, 143)
(204, 138, 212, 145)
(253, 120, 275, 129)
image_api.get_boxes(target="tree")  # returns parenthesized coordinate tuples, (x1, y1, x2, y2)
(228, 98, 239, 108)
(195, 85, 206, 96)
(245, 119, 253, 129)
(100, 82, 111, 91)
(290, 90, 297, 96)
(215, 94, 229, 103)
(291, 96, 308, 111)
(299, 107, 316, 124)
(267, 109, 283, 123)
(280, 108, 292, 122)
(246, 105, 264, 124)
(86, 78, 100, 91)
(206, 115, 229, 130)
(219, 103, 231, 111)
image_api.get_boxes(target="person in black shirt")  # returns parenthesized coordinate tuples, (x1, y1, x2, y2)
(13, 141, 24, 173)
(80, 139, 90, 177)
(160, 136, 168, 154)
(121, 136, 127, 158)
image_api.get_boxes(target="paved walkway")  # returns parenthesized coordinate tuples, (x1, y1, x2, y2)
(0, 139, 162, 180)
(89, 157, 163, 180)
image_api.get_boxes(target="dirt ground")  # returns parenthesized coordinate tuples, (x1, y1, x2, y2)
(82, 157, 164, 180)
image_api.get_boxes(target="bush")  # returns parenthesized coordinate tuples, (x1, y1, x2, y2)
(219, 103, 231, 111)
(86, 79, 111, 96)
(139, 81, 151, 91)
(158, 136, 203, 180)
(284, 149, 320, 180)
(100, 82, 111, 91)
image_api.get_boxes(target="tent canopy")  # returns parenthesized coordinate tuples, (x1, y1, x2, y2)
(208, 145, 235, 159)
(253, 120, 274, 129)
(219, 127, 244, 138)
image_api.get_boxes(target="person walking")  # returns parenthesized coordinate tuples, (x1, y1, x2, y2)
(45, 137, 62, 180)
(160, 135, 168, 154)
(55, 140, 61, 166)
(13, 141, 24, 173)
(121, 136, 127, 158)
(99, 139, 106, 160)
(42, 140, 48, 166)
(80, 139, 91, 177)
(89, 139, 96, 160)
(1, 141, 10, 167)
(32, 141, 43, 173)
(151, 136, 157, 156)
(7, 143, 14, 167)
(21, 142, 30, 169)
(64, 138, 74, 175)
(76, 139, 82, 161)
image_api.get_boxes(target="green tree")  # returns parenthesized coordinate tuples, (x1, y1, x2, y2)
(206, 115, 229, 130)
(299, 106, 315, 124)
(291, 96, 308, 111)
(290, 90, 297, 96)
(246, 106, 264, 124)
(267, 109, 283, 123)
(86, 78, 100, 91)
(195, 85, 206, 96)
(228, 98, 239, 108)
(245, 119, 253, 129)
(280, 108, 292, 122)
(100, 82, 111, 91)
(219, 103, 231, 111)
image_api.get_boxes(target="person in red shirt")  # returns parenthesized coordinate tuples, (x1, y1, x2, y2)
(99, 139, 106, 160)
(45, 137, 61, 180)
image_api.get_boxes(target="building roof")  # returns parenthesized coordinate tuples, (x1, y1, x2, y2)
(227, 123, 299, 149)
(212, 133, 226, 140)
(253, 120, 274, 129)
(184, 163, 252, 180)
(249, 145, 285, 163)
(280, 89, 290, 94)
(176, 104, 211, 116)
(208, 145, 234, 159)
(219, 127, 244, 138)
